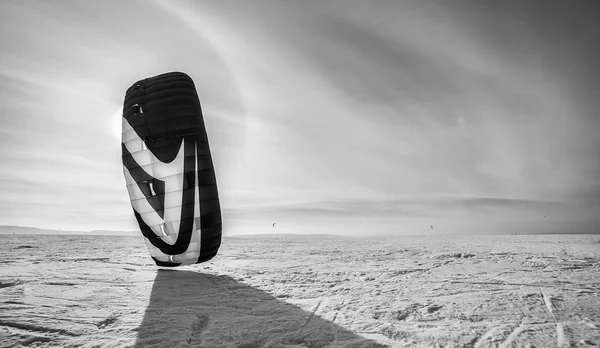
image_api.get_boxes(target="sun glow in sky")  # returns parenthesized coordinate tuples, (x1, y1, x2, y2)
(1, 0, 599, 235)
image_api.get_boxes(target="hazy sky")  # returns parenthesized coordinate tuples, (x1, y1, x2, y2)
(1, 0, 599, 235)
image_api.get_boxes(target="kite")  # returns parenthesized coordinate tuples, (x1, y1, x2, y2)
(121, 72, 221, 267)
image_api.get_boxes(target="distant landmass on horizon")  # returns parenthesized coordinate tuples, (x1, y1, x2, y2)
(0, 225, 597, 237)
(0, 225, 136, 236)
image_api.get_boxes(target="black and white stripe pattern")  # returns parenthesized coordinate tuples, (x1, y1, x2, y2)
(122, 72, 221, 266)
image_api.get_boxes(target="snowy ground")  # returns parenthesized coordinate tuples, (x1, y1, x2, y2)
(1, 233, 599, 347)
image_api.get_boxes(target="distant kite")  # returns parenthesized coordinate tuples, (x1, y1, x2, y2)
(273, 223, 276, 228)
(122, 72, 222, 267)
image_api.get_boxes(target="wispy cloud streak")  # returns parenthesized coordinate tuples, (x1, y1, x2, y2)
(0, 0, 598, 233)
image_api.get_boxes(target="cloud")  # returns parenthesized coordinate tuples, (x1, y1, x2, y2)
(0, 0, 598, 233)
(226, 195, 562, 222)
(223, 194, 598, 236)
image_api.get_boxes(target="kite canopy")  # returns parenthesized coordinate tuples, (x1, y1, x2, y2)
(122, 72, 221, 266)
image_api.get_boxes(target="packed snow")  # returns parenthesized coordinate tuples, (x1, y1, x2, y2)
(1, 233, 599, 347)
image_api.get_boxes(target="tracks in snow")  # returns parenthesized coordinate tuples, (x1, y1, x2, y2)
(187, 314, 209, 346)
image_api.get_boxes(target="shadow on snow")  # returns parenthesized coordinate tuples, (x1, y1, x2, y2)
(135, 269, 387, 347)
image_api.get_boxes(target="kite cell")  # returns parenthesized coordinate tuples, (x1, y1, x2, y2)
(121, 72, 221, 267)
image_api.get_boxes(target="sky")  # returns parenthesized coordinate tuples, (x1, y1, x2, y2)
(0, 0, 599, 236)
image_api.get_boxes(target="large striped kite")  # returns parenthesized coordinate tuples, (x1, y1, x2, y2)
(121, 72, 221, 266)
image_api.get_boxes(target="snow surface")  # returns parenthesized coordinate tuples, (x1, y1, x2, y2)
(1, 233, 599, 347)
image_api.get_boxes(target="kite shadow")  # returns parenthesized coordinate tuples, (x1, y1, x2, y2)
(135, 269, 387, 347)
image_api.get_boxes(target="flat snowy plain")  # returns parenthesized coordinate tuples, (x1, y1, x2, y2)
(1, 233, 599, 347)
